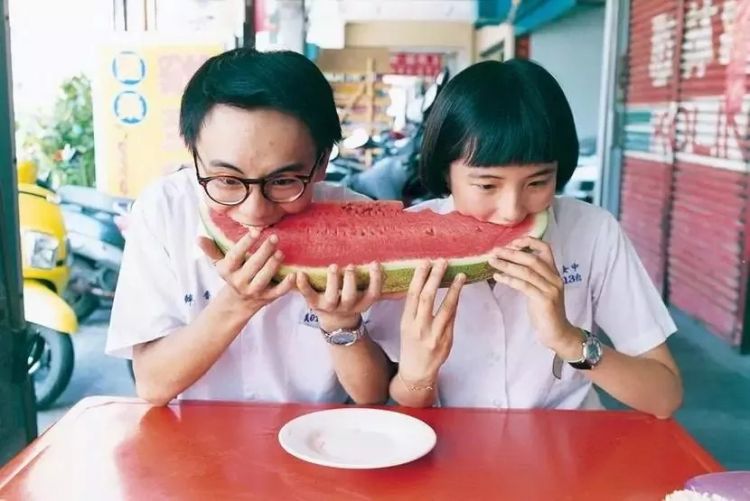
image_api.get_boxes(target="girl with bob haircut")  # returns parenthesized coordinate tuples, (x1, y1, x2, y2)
(367, 59, 683, 418)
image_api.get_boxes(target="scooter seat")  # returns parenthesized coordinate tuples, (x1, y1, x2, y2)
(58, 185, 132, 215)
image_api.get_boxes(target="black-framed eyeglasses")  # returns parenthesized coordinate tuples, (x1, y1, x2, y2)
(194, 152, 323, 206)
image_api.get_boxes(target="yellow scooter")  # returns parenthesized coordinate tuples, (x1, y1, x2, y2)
(17, 160, 78, 409)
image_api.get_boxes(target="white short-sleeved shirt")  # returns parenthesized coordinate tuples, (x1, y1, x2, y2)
(366, 196, 677, 410)
(105, 168, 369, 403)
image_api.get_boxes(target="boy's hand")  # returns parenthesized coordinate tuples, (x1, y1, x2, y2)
(296, 262, 384, 332)
(198, 233, 295, 311)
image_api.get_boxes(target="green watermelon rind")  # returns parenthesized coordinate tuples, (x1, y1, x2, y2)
(199, 203, 549, 293)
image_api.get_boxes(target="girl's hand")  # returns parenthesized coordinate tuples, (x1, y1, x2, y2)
(489, 237, 582, 360)
(398, 260, 465, 387)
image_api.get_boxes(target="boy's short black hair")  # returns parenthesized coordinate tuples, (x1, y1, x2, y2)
(420, 59, 579, 196)
(179, 47, 342, 156)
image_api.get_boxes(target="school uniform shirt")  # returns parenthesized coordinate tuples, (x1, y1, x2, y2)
(366, 196, 677, 410)
(105, 168, 369, 403)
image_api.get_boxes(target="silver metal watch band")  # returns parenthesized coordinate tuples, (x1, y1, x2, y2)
(320, 317, 366, 346)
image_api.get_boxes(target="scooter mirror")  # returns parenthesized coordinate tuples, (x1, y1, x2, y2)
(37, 170, 53, 190)
(342, 128, 370, 150)
(435, 68, 449, 87)
(422, 84, 439, 113)
(60, 144, 79, 163)
(329, 144, 340, 161)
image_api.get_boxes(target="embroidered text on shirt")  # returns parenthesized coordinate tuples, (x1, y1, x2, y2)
(184, 291, 211, 307)
(561, 262, 583, 285)
(300, 310, 320, 328)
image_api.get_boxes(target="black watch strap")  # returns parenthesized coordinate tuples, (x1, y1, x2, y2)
(568, 359, 593, 370)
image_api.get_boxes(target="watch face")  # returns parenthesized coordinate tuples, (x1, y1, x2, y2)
(328, 331, 358, 346)
(583, 337, 603, 365)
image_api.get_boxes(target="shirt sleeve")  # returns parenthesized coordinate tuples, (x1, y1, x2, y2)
(590, 212, 677, 356)
(105, 184, 186, 359)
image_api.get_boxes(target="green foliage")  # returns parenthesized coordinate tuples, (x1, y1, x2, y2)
(20, 74, 96, 187)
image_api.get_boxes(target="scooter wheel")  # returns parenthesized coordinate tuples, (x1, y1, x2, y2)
(28, 326, 75, 410)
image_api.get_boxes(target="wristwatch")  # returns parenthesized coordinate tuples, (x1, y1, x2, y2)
(566, 329, 603, 370)
(320, 318, 367, 347)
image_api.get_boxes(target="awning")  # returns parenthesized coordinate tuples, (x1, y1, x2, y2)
(476, 0, 581, 34)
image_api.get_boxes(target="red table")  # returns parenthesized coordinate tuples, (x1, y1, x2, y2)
(0, 397, 722, 500)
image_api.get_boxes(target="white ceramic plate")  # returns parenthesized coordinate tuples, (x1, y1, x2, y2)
(278, 408, 437, 469)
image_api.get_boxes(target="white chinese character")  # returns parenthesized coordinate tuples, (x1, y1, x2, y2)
(649, 13, 677, 87)
(651, 104, 676, 156)
(682, 0, 719, 79)
(714, 100, 750, 160)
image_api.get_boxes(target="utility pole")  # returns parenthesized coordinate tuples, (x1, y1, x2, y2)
(243, 0, 255, 48)
(0, 0, 38, 467)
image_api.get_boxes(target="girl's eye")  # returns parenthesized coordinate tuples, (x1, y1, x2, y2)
(473, 184, 496, 191)
(528, 179, 551, 188)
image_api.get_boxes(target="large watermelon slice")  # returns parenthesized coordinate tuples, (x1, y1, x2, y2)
(200, 201, 548, 293)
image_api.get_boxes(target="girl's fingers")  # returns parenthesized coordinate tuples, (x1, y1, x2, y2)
(405, 260, 432, 319)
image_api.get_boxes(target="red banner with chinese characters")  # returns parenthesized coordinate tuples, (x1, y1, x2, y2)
(389, 52, 443, 76)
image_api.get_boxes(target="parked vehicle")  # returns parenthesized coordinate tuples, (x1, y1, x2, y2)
(326, 69, 450, 206)
(17, 160, 79, 409)
(58, 183, 132, 320)
(36, 147, 133, 321)
(562, 137, 599, 204)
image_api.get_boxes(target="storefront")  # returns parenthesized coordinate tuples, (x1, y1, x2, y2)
(604, 0, 750, 351)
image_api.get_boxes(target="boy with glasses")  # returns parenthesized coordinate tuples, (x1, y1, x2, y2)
(106, 48, 392, 406)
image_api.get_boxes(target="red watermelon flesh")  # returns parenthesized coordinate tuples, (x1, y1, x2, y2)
(201, 201, 548, 292)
